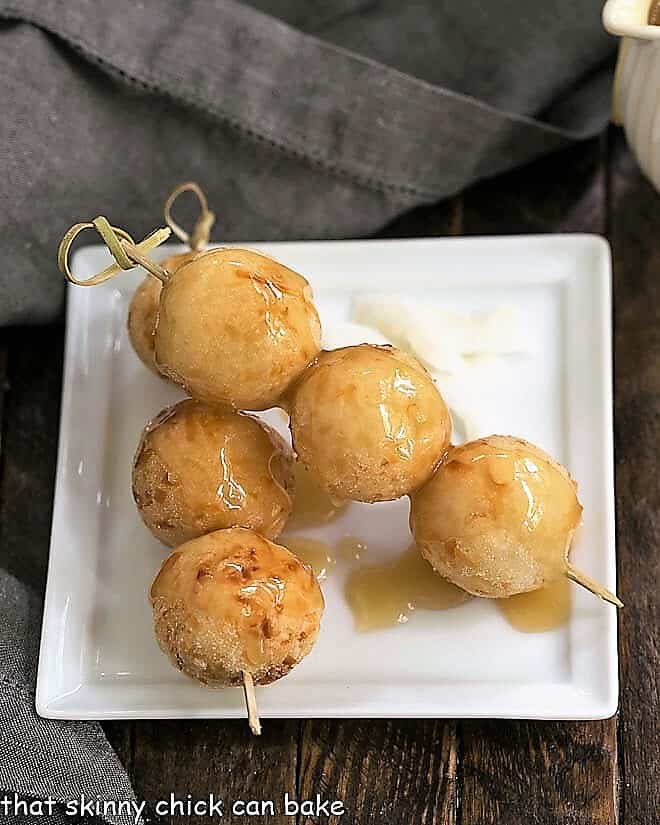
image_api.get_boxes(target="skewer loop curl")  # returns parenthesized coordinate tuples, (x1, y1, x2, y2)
(58, 218, 171, 286)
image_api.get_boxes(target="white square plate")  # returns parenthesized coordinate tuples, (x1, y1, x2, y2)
(37, 234, 618, 720)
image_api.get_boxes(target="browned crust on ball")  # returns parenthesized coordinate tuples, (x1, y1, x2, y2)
(150, 528, 324, 686)
(132, 400, 295, 547)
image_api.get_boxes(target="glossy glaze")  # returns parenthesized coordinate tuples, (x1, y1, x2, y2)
(133, 399, 294, 547)
(281, 536, 337, 582)
(410, 435, 583, 598)
(155, 247, 321, 410)
(289, 344, 451, 502)
(345, 544, 470, 631)
(336, 536, 368, 561)
(286, 461, 347, 530)
(497, 577, 571, 633)
(150, 528, 324, 686)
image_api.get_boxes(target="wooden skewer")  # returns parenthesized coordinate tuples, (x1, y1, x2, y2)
(566, 564, 623, 608)
(57, 219, 171, 287)
(242, 670, 262, 735)
(164, 181, 215, 252)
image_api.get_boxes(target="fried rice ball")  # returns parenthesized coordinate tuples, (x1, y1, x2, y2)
(132, 399, 294, 547)
(127, 251, 199, 375)
(154, 248, 322, 410)
(150, 528, 324, 686)
(409, 435, 583, 598)
(288, 344, 451, 502)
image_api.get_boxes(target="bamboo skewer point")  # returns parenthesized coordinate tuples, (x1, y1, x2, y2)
(566, 563, 623, 608)
(242, 670, 262, 736)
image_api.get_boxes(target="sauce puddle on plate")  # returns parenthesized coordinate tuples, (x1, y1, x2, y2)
(496, 577, 571, 633)
(281, 535, 367, 581)
(282, 536, 336, 582)
(336, 536, 368, 561)
(345, 544, 471, 631)
(284, 506, 570, 633)
(287, 462, 346, 530)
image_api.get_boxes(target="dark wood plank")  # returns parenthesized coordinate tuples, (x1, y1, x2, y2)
(463, 137, 606, 235)
(131, 719, 298, 824)
(298, 720, 458, 825)
(102, 722, 134, 777)
(458, 135, 619, 825)
(609, 127, 660, 825)
(460, 719, 617, 825)
(0, 326, 64, 591)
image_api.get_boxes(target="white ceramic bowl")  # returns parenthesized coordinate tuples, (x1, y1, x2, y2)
(604, 0, 660, 190)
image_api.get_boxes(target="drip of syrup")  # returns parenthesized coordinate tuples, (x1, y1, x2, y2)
(345, 544, 471, 632)
(281, 536, 336, 582)
(287, 462, 347, 529)
(244, 633, 266, 666)
(497, 577, 571, 633)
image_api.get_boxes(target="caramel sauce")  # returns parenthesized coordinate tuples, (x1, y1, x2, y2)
(230, 260, 301, 297)
(281, 521, 569, 633)
(217, 446, 247, 510)
(497, 577, 571, 633)
(281, 536, 336, 582)
(345, 544, 471, 632)
(244, 633, 266, 666)
(287, 462, 347, 529)
(336, 536, 368, 561)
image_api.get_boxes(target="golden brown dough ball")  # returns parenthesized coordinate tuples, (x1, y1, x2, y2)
(127, 251, 199, 375)
(132, 399, 294, 547)
(127, 275, 161, 374)
(288, 344, 451, 502)
(150, 527, 324, 686)
(154, 248, 322, 410)
(409, 435, 583, 598)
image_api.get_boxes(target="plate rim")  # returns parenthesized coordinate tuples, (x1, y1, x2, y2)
(36, 232, 618, 721)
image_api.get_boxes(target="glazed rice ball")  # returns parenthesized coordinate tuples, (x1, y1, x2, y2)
(150, 527, 324, 686)
(288, 344, 451, 502)
(132, 399, 294, 547)
(127, 251, 199, 374)
(409, 435, 583, 598)
(154, 247, 322, 410)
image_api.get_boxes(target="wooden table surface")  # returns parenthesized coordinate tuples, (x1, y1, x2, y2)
(0, 128, 658, 825)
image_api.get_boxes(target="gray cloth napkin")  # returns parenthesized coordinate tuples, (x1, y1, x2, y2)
(0, 0, 614, 327)
(0, 0, 615, 821)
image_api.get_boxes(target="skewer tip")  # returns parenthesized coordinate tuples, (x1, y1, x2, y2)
(242, 670, 262, 735)
(566, 564, 623, 608)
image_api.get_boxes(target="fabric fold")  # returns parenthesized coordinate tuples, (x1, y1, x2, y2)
(0, 0, 613, 198)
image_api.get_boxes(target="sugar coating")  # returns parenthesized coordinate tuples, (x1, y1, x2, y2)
(289, 344, 451, 503)
(410, 435, 583, 597)
(154, 248, 322, 410)
(150, 528, 324, 686)
(133, 399, 295, 548)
